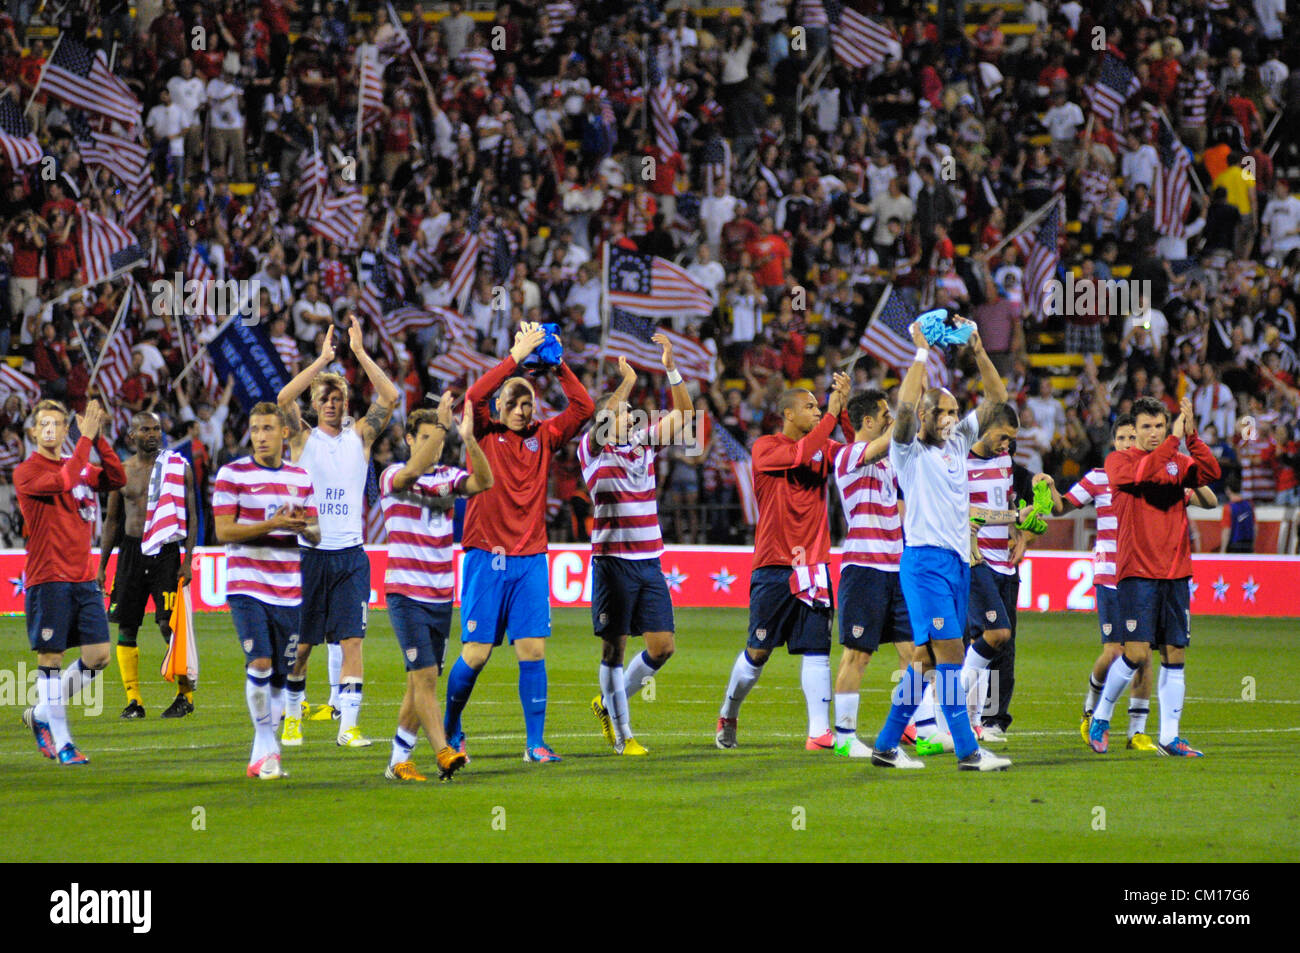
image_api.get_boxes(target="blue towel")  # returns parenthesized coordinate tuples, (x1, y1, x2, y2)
(522, 323, 565, 369)
(918, 309, 974, 347)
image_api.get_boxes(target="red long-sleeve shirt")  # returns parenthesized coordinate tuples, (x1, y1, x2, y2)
(1105, 433, 1221, 581)
(751, 413, 843, 569)
(15, 437, 127, 586)
(461, 355, 594, 556)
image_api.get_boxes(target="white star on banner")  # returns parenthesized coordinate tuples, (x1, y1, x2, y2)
(10, 573, 24, 596)
(662, 566, 688, 593)
(1242, 576, 1260, 604)
(1213, 575, 1229, 602)
(1188, 579, 1198, 601)
(710, 567, 737, 592)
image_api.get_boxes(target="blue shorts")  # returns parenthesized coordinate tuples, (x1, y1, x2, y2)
(228, 595, 301, 676)
(967, 562, 1019, 638)
(26, 581, 111, 653)
(1117, 577, 1191, 648)
(460, 549, 551, 645)
(591, 556, 675, 639)
(299, 546, 371, 645)
(838, 565, 911, 652)
(388, 593, 451, 672)
(899, 546, 970, 645)
(1096, 585, 1122, 644)
(747, 566, 833, 656)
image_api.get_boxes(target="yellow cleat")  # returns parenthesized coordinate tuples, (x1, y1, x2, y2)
(435, 746, 469, 781)
(620, 737, 649, 756)
(307, 703, 337, 722)
(1080, 714, 1092, 746)
(1127, 732, 1159, 752)
(591, 695, 619, 750)
(282, 716, 303, 746)
(336, 727, 373, 748)
(384, 761, 427, 781)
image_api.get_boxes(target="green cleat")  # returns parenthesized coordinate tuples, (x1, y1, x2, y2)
(914, 734, 953, 756)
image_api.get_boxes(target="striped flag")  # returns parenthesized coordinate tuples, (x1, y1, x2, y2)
(384, 223, 407, 297)
(295, 145, 327, 217)
(606, 310, 716, 382)
(359, 57, 386, 133)
(710, 415, 758, 525)
(701, 134, 731, 195)
(427, 344, 497, 384)
(1013, 200, 1061, 320)
(310, 189, 366, 251)
(0, 93, 43, 167)
(606, 246, 713, 318)
(42, 36, 142, 128)
(381, 1, 414, 61)
(648, 54, 679, 153)
(123, 174, 153, 227)
(1154, 120, 1192, 238)
(381, 305, 470, 343)
(94, 317, 135, 402)
(79, 209, 143, 284)
(72, 112, 149, 185)
(816, 0, 896, 69)
(407, 240, 440, 284)
(0, 362, 40, 403)
(448, 201, 484, 311)
(1088, 55, 1139, 129)
(859, 286, 949, 386)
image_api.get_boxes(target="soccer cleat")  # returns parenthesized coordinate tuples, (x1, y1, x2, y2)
(1156, 737, 1205, 758)
(715, 717, 738, 749)
(620, 737, 649, 756)
(306, 703, 337, 721)
(973, 724, 984, 741)
(832, 735, 874, 759)
(1080, 712, 1093, 745)
(257, 753, 287, 779)
(805, 730, 834, 751)
(914, 733, 954, 756)
(591, 694, 619, 750)
(336, 727, 373, 748)
(120, 700, 146, 719)
(870, 747, 925, 769)
(1127, 732, 1159, 752)
(436, 746, 469, 780)
(247, 755, 268, 778)
(22, 707, 55, 760)
(1088, 717, 1110, 754)
(57, 743, 90, 766)
(980, 725, 1008, 743)
(900, 724, 917, 746)
(162, 695, 193, 719)
(385, 761, 427, 781)
(958, 747, 1012, 772)
(523, 744, 563, 763)
(281, 716, 303, 746)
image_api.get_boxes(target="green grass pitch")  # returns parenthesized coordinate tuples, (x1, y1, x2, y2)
(2, 608, 1297, 862)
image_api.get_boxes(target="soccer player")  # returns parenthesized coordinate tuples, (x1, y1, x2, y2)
(379, 395, 491, 781)
(1089, 395, 1220, 757)
(98, 412, 198, 719)
(18, 400, 126, 765)
(278, 318, 399, 748)
(868, 321, 1011, 771)
(715, 371, 852, 751)
(213, 402, 320, 780)
(829, 388, 913, 758)
(442, 324, 595, 763)
(579, 338, 690, 756)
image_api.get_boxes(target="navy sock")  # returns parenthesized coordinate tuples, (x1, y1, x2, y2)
(443, 657, 479, 741)
(519, 659, 548, 750)
(936, 663, 979, 759)
(874, 666, 924, 752)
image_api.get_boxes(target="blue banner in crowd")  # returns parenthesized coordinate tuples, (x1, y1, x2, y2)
(208, 318, 290, 411)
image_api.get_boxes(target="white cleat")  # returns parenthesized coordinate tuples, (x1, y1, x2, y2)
(336, 727, 373, 748)
(958, 747, 1012, 772)
(870, 746, 926, 769)
(980, 725, 1008, 743)
(257, 753, 287, 779)
(832, 735, 875, 759)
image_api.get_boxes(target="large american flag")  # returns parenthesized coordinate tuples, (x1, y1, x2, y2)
(381, 305, 470, 343)
(79, 210, 143, 284)
(802, 0, 894, 68)
(1154, 120, 1192, 238)
(605, 310, 715, 382)
(381, 1, 414, 63)
(606, 246, 713, 318)
(93, 316, 135, 403)
(710, 415, 758, 525)
(449, 201, 484, 311)
(648, 53, 679, 154)
(43, 36, 142, 129)
(72, 112, 149, 186)
(427, 343, 497, 384)
(859, 286, 949, 386)
(0, 362, 40, 404)
(0, 94, 42, 167)
(310, 189, 366, 251)
(1088, 55, 1139, 129)
(359, 57, 386, 133)
(1013, 199, 1061, 321)
(295, 145, 328, 216)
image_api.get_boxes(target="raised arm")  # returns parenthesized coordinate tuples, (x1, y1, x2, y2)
(460, 402, 494, 495)
(467, 324, 546, 432)
(754, 412, 838, 473)
(968, 326, 1008, 432)
(650, 334, 693, 445)
(548, 360, 597, 445)
(278, 325, 336, 453)
(390, 393, 453, 492)
(346, 314, 400, 454)
(893, 321, 930, 444)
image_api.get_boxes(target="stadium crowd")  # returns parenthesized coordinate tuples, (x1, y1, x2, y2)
(1, 0, 1299, 551)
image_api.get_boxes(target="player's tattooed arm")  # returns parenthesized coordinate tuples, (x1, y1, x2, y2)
(281, 398, 308, 456)
(348, 314, 400, 454)
(96, 489, 124, 590)
(892, 401, 919, 444)
(358, 400, 394, 455)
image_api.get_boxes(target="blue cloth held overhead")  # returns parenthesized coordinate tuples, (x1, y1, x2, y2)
(918, 309, 974, 347)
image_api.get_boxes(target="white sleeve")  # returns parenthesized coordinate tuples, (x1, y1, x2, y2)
(956, 409, 980, 448)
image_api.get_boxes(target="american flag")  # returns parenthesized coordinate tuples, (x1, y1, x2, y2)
(93, 315, 135, 405)
(0, 94, 43, 167)
(710, 415, 758, 525)
(606, 246, 713, 319)
(123, 174, 153, 227)
(363, 462, 386, 544)
(42, 36, 142, 129)
(605, 310, 716, 382)
(427, 344, 497, 384)
(310, 189, 366, 251)
(1013, 199, 1061, 321)
(71, 112, 149, 186)
(381, 305, 470, 343)
(384, 222, 407, 297)
(449, 200, 484, 311)
(1154, 120, 1192, 238)
(407, 239, 440, 284)
(701, 134, 731, 195)
(79, 210, 143, 284)
(1088, 55, 1140, 129)
(381, 1, 414, 62)
(186, 244, 214, 285)
(0, 362, 40, 403)
(359, 56, 386, 134)
(489, 224, 515, 284)
(810, 0, 896, 69)
(648, 54, 679, 154)
(858, 286, 949, 386)
(295, 144, 328, 217)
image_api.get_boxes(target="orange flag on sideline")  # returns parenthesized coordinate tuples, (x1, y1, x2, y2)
(161, 581, 199, 685)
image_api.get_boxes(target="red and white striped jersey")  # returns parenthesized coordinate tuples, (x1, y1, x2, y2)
(577, 429, 663, 560)
(1236, 437, 1276, 502)
(380, 463, 468, 604)
(833, 443, 902, 571)
(212, 458, 317, 606)
(967, 450, 1015, 575)
(1065, 467, 1117, 588)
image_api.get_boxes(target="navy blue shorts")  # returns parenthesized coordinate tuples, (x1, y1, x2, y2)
(460, 549, 550, 645)
(228, 595, 301, 676)
(838, 565, 911, 652)
(1117, 577, 1191, 648)
(747, 566, 833, 656)
(591, 556, 675, 639)
(388, 593, 451, 672)
(26, 581, 110, 653)
(299, 546, 371, 645)
(967, 562, 1019, 638)
(1096, 584, 1122, 644)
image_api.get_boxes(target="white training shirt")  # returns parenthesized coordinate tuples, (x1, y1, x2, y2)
(889, 410, 980, 563)
(297, 425, 367, 549)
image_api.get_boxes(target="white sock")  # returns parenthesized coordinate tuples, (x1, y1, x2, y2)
(720, 651, 763, 719)
(599, 662, 631, 741)
(1085, 674, 1105, 714)
(913, 681, 936, 735)
(624, 650, 660, 699)
(391, 726, 417, 767)
(39, 667, 71, 751)
(270, 686, 285, 729)
(834, 692, 859, 737)
(61, 659, 97, 701)
(801, 654, 831, 737)
(974, 668, 991, 724)
(327, 643, 343, 708)
(1128, 699, 1150, 737)
(1158, 667, 1185, 746)
(246, 666, 274, 763)
(338, 677, 363, 735)
(1093, 654, 1138, 722)
(962, 643, 994, 721)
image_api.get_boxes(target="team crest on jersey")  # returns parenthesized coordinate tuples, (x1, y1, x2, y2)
(811, 450, 823, 463)
(598, 612, 608, 625)
(1102, 623, 1112, 636)
(985, 610, 997, 622)
(405, 647, 417, 663)
(1126, 620, 1137, 632)
(467, 620, 477, 633)
(932, 617, 944, 631)
(1165, 462, 1179, 476)
(755, 628, 767, 641)
(40, 627, 52, 642)
(525, 437, 540, 452)
(852, 625, 864, 638)
(242, 639, 254, 652)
